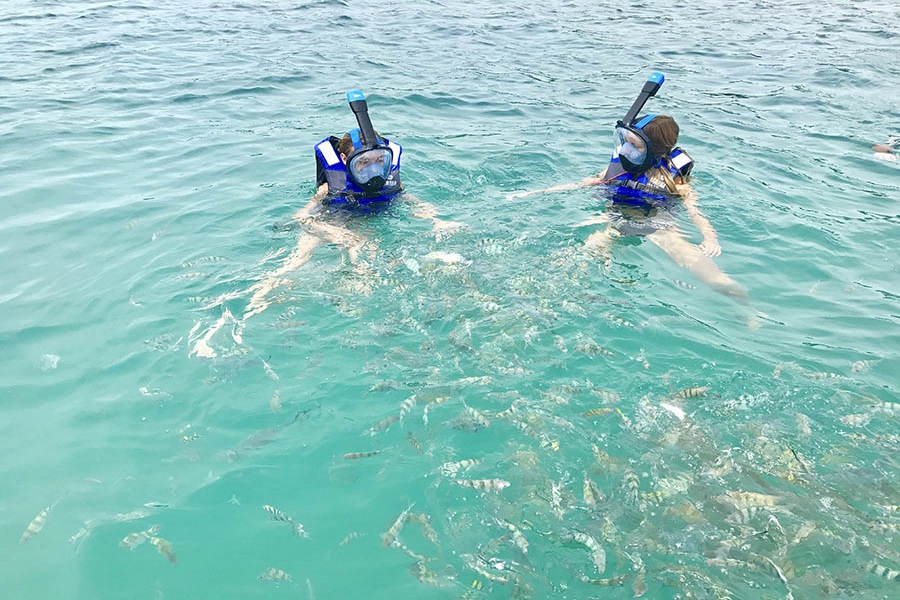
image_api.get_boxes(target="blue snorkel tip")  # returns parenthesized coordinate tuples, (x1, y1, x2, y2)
(346, 90, 366, 103)
(648, 72, 665, 86)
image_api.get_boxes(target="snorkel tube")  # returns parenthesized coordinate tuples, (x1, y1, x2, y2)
(621, 72, 664, 126)
(615, 72, 665, 174)
(347, 90, 379, 147)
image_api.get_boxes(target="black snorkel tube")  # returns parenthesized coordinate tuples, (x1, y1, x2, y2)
(347, 90, 379, 148)
(620, 72, 665, 126)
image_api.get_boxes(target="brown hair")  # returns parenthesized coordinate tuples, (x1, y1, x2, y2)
(642, 115, 682, 191)
(337, 129, 383, 157)
(642, 115, 679, 156)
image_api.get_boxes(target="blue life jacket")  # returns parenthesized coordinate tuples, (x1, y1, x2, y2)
(603, 147, 693, 204)
(314, 135, 403, 204)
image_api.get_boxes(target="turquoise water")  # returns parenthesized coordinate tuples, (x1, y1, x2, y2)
(2, 0, 899, 598)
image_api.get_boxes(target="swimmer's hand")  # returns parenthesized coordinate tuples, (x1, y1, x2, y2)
(506, 190, 537, 201)
(699, 236, 721, 257)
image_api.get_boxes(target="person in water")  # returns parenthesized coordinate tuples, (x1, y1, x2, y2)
(872, 135, 899, 161)
(508, 73, 747, 303)
(190, 91, 462, 358)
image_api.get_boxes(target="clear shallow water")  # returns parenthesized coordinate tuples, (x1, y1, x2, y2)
(2, 0, 898, 598)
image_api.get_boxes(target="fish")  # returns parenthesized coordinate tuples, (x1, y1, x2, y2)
(718, 491, 780, 509)
(399, 395, 417, 421)
(410, 561, 446, 587)
(589, 387, 620, 402)
(554, 335, 568, 353)
(366, 414, 400, 436)
(622, 469, 641, 507)
(262, 505, 293, 523)
(840, 413, 871, 427)
(633, 570, 648, 597)
(454, 478, 510, 493)
(224, 411, 303, 461)
(119, 525, 161, 550)
(259, 567, 292, 582)
(455, 376, 494, 386)
(343, 450, 382, 460)
(580, 574, 631, 586)
(339, 531, 364, 546)
(550, 480, 565, 520)
(871, 399, 900, 414)
(764, 515, 787, 546)
(463, 404, 490, 429)
(500, 520, 529, 555)
(574, 337, 614, 357)
(20, 506, 52, 543)
(460, 553, 511, 584)
(148, 535, 177, 564)
(796, 412, 812, 436)
(725, 506, 769, 525)
(389, 538, 428, 561)
(592, 445, 611, 467)
(69, 524, 92, 547)
(269, 389, 282, 413)
(636, 348, 650, 370)
(408, 512, 439, 545)
(671, 279, 696, 290)
(439, 458, 483, 477)
(582, 408, 615, 418)
(867, 561, 900, 581)
(181, 255, 225, 268)
(583, 473, 603, 506)
(605, 313, 636, 328)
(261, 358, 279, 381)
(791, 521, 816, 545)
(406, 431, 424, 454)
(851, 359, 877, 373)
(382, 502, 415, 547)
(568, 530, 607, 575)
(673, 386, 709, 399)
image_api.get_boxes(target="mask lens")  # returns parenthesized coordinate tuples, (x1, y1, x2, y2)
(614, 127, 648, 164)
(349, 148, 392, 186)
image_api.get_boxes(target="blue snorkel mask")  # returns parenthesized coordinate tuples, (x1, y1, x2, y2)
(614, 72, 665, 175)
(345, 90, 393, 195)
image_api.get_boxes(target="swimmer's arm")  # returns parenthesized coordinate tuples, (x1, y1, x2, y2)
(506, 169, 609, 200)
(403, 191, 466, 236)
(678, 182, 721, 257)
(292, 184, 329, 223)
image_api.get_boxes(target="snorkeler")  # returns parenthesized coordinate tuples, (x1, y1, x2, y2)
(508, 73, 748, 303)
(190, 91, 463, 358)
(872, 135, 899, 161)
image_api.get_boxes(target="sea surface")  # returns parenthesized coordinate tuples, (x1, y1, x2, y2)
(2, 1, 899, 598)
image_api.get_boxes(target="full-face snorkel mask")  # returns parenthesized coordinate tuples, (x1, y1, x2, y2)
(614, 72, 665, 175)
(345, 90, 393, 194)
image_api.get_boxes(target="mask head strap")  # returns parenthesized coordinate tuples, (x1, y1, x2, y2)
(633, 114, 658, 130)
(348, 128, 363, 151)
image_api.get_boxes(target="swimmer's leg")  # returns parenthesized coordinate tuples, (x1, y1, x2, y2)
(582, 219, 617, 271)
(310, 221, 367, 264)
(647, 228, 749, 304)
(241, 232, 325, 321)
